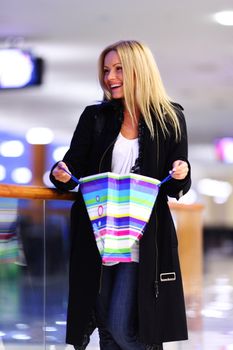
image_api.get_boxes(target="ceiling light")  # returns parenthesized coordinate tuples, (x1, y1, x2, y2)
(11, 167, 32, 184)
(213, 10, 233, 26)
(55, 320, 66, 325)
(0, 140, 24, 157)
(12, 333, 32, 340)
(201, 308, 224, 319)
(43, 326, 57, 332)
(26, 127, 54, 144)
(197, 178, 232, 200)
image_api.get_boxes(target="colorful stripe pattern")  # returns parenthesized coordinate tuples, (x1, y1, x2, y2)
(0, 199, 19, 263)
(80, 172, 160, 263)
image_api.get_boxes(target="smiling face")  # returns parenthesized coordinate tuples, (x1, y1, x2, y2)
(103, 50, 123, 99)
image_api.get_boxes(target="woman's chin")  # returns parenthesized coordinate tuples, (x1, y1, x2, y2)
(111, 93, 123, 99)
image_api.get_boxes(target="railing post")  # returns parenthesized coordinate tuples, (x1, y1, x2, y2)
(169, 202, 204, 332)
(30, 144, 47, 224)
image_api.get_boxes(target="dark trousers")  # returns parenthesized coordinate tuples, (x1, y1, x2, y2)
(74, 263, 163, 350)
(95, 262, 145, 350)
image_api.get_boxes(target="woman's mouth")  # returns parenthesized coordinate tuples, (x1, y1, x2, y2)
(110, 84, 122, 90)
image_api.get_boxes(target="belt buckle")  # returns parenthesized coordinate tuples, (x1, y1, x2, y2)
(160, 272, 176, 282)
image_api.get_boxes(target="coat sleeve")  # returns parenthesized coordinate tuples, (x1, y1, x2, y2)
(162, 108, 191, 200)
(50, 106, 94, 191)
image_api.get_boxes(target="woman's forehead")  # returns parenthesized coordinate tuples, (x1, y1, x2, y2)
(104, 50, 121, 66)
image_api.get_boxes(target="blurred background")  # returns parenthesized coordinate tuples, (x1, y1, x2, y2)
(0, 0, 233, 349)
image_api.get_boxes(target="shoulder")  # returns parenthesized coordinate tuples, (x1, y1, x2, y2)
(77, 103, 107, 127)
(162, 102, 187, 137)
(81, 99, 123, 124)
(171, 102, 184, 111)
(82, 102, 104, 115)
(170, 101, 187, 129)
(170, 102, 185, 120)
(81, 100, 118, 117)
(78, 102, 113, 135)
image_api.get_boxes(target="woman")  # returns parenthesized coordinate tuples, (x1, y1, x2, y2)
(50, 40, 191, 350)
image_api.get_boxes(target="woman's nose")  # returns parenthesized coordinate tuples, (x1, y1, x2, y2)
(107, 69, 115, 81)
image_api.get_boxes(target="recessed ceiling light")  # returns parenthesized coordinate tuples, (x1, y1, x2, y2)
(12, 333, 32, 340)
(0, 140, 24, 157)
(26, 127, 54, 144)
(213, 10, 233, 26)
(11, 167, 32, 184)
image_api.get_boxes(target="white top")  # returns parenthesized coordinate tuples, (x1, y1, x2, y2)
(103, 132, 139, 266)
(111, 132, 139, 174)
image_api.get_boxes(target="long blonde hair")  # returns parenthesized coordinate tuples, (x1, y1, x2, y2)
(98, 40, 181, 140)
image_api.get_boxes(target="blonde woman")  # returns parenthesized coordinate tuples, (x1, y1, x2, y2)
(50, 40, 191, 350)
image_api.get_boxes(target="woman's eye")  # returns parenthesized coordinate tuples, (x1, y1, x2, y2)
(116, 66, 122, 71)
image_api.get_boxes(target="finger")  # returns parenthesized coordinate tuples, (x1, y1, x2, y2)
(53, 170, 71, 182)
(172, 169, 188, 180)
(172, 160, 183, 170)
(171, 161, 188, 180)
(57, 161, 68, 170)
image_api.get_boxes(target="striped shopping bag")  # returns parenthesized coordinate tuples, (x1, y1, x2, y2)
(80, 172, 161, 263)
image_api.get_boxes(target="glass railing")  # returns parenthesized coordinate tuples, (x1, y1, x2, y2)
(0, 184, 75, 349)
(0, 183, 204, 349)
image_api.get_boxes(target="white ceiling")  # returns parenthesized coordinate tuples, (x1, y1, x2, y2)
(0, 0, 233, 145)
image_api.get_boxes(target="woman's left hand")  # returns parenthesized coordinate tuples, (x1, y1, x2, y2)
(171, 160, 189, 180)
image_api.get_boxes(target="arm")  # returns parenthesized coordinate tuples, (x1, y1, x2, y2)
(162, 109, 191, 200)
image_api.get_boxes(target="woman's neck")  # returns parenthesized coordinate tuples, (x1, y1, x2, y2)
(121, 110, 139, 139)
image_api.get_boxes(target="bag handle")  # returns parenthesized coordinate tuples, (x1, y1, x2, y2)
(58, 165, 173, 187)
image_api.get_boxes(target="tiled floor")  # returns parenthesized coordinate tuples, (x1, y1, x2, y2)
(1, 232, 233, 350)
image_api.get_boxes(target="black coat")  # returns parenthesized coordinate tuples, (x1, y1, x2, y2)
(50, 100, 191, 347)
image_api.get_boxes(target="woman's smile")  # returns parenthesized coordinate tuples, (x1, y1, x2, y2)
(103, 50, 124, 99)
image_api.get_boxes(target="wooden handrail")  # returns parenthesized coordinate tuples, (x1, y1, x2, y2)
(169, 201, 204, 211)
(0, 183, 76, 201)
(0, 183, 204, 211)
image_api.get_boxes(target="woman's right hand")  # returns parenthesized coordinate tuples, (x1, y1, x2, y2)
(52, 161, 71, 183)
